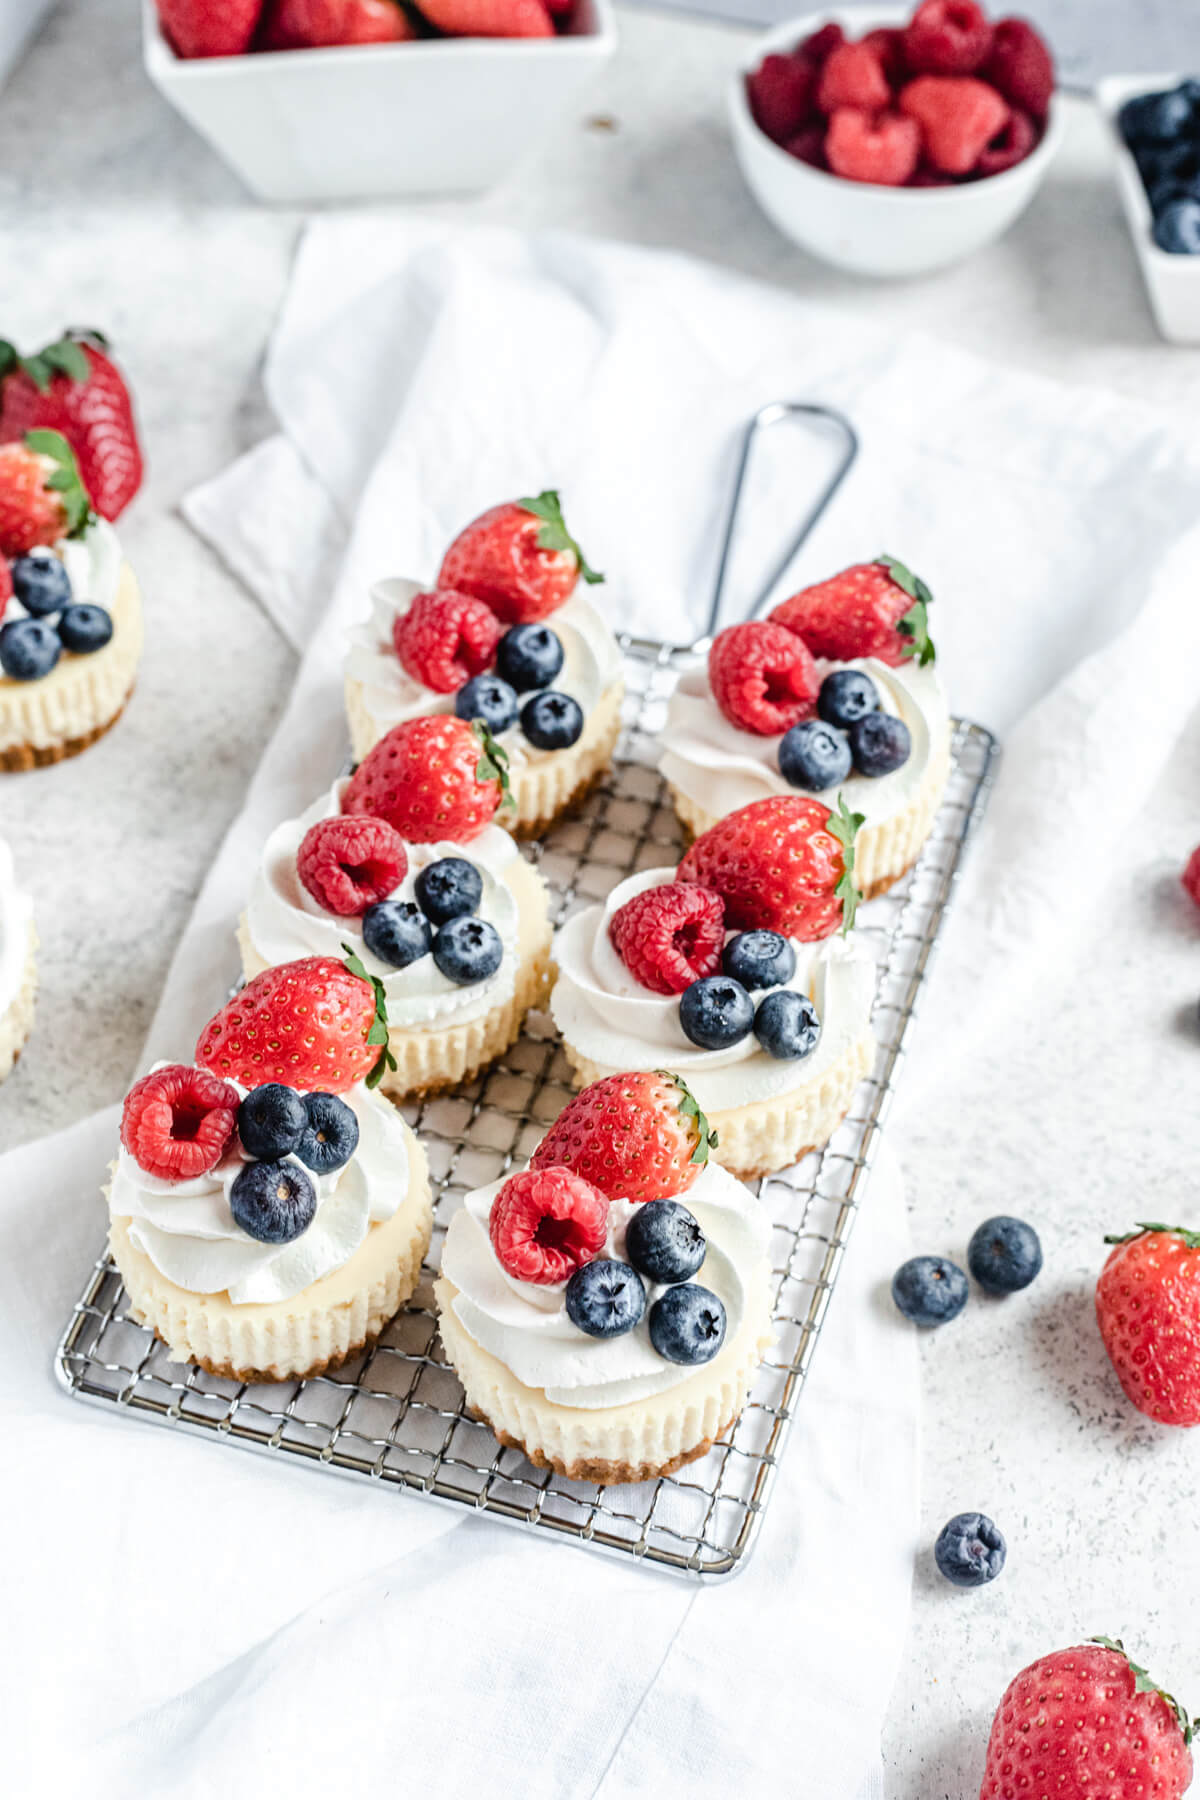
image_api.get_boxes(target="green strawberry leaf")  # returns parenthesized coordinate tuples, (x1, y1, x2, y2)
(1103, 1222, 1200, 1251)
(24, 428, 94, 537)
(472, 719, 514, 813)
(1089, 1637, 1193, 1746)
(657, 1069, 719, 1163)
(0, 340, 18, 382)
(826, 793, 866, 937)
(341, 943, 397, 1090)
(877, 553, 936, 667)
(0, 332, 92, 394)
(519, 488, 604, 586)
(40, 337, 91, 384)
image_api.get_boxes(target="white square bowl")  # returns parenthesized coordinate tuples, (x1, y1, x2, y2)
(1098, 73, 1200, 346)
(142, 0, 616, 204)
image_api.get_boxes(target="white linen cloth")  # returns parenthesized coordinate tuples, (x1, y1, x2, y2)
(6, 220, 1200, 1798)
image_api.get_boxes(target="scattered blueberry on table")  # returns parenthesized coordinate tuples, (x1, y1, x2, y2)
(934, 1511, 1007, 1587)
(967, 1215, 1043, 1294)
(892, 1254, 969, 1327)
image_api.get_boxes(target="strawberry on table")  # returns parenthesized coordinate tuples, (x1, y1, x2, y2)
(979, 1637, 1193, 1800)
(155, 0, 263, 54)
(1096, 1223, 1200, 1426)
(531, 1070, 718, 1203)
(195, 952, 395, 1092)
(0, 331, 143, 522)
(900, 74, 1011, 176)
(708, 620, 819, 735)
(392, 588, 502, 693)
(341, 714, 510, 844)
(770, 555, 936, 669)
(0, 432, 93, 560)
(679, 793, 863, 939)
(438, 490, 602, 624)
(261, 0, 413, 46)
(1182, 845, 1200, 909)
(609, 881, 726, 995)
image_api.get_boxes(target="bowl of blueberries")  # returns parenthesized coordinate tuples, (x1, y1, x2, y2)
(1101, 73, 1200, 344)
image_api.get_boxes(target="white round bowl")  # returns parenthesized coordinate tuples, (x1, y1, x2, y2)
(729, 4, 1065, 277)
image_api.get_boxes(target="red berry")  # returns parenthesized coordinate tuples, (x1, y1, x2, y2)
(747, 53, 816, 144)
(900, 74, 1010, 176)
(982, 16, 1055, 121)
(0, 331, 143, 522)
(1183, 846, 1200, 908)
(608, 881, 725, 996)
(196, 955, 388, 1093)
(909, 165, 957, 185)
(980, 1641, 1193, 1800)
(155, 0, 262, 55)
(708, 620, 819, 736)
(297, 814, 407, 917)
(438, 490, 599, 625)
(531, 1070, 717, 1202)
(795, 21, 843, 65)
(488, 1166, 609, 1284)
(771, 558, 932, 666)
(341, 715, 507, 845)
(392, 588, 502, 695)
(0, 442, 73, 558)
(407, 0, 551, 34)
(861, 26, 908, 86)
(817, 41, 890, 114)
(784, 124, 827, 168)
(826, 108, 921, 185)
(121, 1064, 240, 1181)
(678, 795, 853, 941)
(975, 105, 1037, 174)
(261, 0, 413, 45)
(903, 0, 992, 75)
(1096, 1226, 1200, 1426)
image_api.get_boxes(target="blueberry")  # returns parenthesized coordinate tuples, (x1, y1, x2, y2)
(625, 1200, 706, 1285)
(237, 1082, 307, 1161)
(10, 552, 70, 617)
(415, 856, 483, 925)
(934, 1512, 1007, 1589)
(850, 711, 911, 777)
(455, 672, 520, 734)
(648, 1283, 727, 1365)
(565, 1259, 646, 1338)
(496, 622, 565, 693)
(779, 719, 852, 792)
(754, 989, 821, 1060)
(433, 914, 503, 984)
(521, 689, 583, 751)
(229, 1159, 317, 1245)
(967, 1215, 1043, 1295)
(58, 603, 113, 655)
(296, 1091, 359, 1175)
(679, 975, 755, 1050)
(1120, 87, 1195, 148)
(817, 668, 880, 730)
(722, 929, 796, 991)
(891, 1255, 968, 1327)
(1154, 197, 1200, 253)
(0, 617, 61, 681)
(362, 900, 432, 969)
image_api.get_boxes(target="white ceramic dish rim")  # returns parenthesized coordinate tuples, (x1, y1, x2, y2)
(729, 5, 1065, 202)
(1096, 72, 1200, 271)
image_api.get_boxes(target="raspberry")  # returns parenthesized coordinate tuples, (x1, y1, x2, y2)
(392, 588, 502, 695)
(121, 1064, 240, 1181)
(297, 814, 407, 917)
(796, 22, 843, 65)
(975, 106, 1037, 175)
(746, 53, 815, 144)
(488, 1166, 609, 1284)
(903, 0, 992, 75)
(609, 881, 725, 996)
(1183, 846, 1200, 908)
(826, 109, 921, 185)
(910, 165, 957, 185)
(982, 17, 1054, 121)
(862, 26, 908, 86)
(784, 124, 827, 168)
(900, 75, 1010, 176)
(708, 620, 818, 736)
(817, 42, 890, 114)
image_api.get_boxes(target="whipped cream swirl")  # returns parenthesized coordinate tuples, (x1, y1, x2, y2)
(440, 1161, 771, 1409)
(108, 1070, 411, 1305)
(0, 837, 34, 1015)
(245, 779, 523, 1032)
(344, 578, 624, 766)
(550, 867, 877, 1113)
(660, 655, 949, 826)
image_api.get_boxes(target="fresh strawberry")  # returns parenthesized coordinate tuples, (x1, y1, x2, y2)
(415, 0, 553, 38)
(0, 332, 143, 522)
(155, 0, 262, 54)
(795, 21, 843, 65)
(297, 815, 407, 916)
(862, 26, 908, 86)
(609, 881, 725, 996)
(679, 793, 863, 939)
(392, 588, 502, 694)
(979, 1637, 1193, 1800)
(121, 1064, 241, 1181)
(0, 558, 10, 624)
(903, 0, 992, 75)
(747, 53, 816, 145)
(708, 620, 819, 736)
(982, 17, 1054, 121)
(817, 41, 890, 113)
(531, 1070, 718, 1203)
(1096, 1224, 1200, 1425)
(900, 75, 1010, 176)
(0, 433, 92, 559)
(1182, 846, 1200, 909)
(341, 714, 509, 844)
(195, 952, 394, 1093)
(770, 555, 936, 668)
(975, 106, 1037, 174)
(488, 1166, 609, 1284)
(826, 109, 921, 185)
(437, 490, 602, 625)
(260, 0, 412, 44)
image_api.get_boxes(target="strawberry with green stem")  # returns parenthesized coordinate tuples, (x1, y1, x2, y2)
(771, 554, 937, 669)
(438, 489, 603, 624)
(0, 329, 143, 520)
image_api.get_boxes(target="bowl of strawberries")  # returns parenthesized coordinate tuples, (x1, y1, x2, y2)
(143, 0, 616, 203)
(730, 2, 1062, 276)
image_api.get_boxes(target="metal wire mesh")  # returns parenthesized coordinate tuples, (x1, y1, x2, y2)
(55, 640, 998, 1579)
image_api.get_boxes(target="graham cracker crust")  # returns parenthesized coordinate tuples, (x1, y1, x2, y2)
(0, 688, 133, 773)
(510, 760, 613, 842)
(467, 1404, 736, 1484)
(133, 1320, 389, 1388)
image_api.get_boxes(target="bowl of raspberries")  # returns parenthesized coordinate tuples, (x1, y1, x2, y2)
(731, 2, 1061, 276)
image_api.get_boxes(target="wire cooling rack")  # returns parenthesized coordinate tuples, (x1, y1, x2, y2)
(55, 642, 997, 1579)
